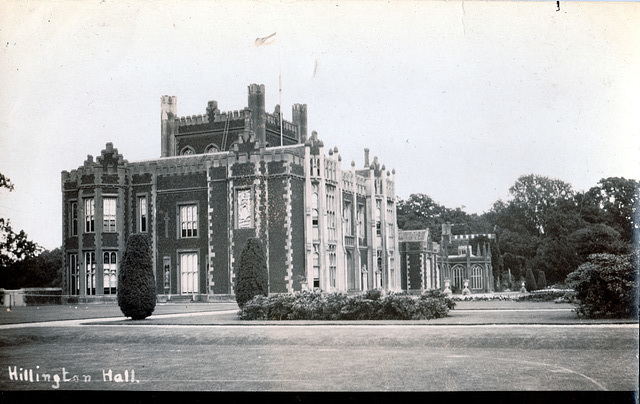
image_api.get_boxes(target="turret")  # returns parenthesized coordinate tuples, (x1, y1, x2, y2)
(248, 84, 266, 146)
(292, 103, 308, 142)
(161, 95, 177, 157)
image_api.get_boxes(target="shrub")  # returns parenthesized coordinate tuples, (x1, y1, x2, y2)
(238, 289, 454, 321)
(118, 234, 156, 320)
(566, 253, 639, 319)
(525, 268, 537, 291)
(235, 238, 269, 308)
(537, 270, 547, 290)
(363, 288, 383, 301)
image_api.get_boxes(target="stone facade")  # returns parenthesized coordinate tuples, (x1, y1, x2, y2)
(398, 225, 495, 294)
(61, 84, 400, 301)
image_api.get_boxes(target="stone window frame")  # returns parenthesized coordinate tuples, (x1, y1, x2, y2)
(137, 194, 148, 233)
(84, 198, 95, 233)
(102, 196, 118, 233)
(178, 202, 199, 239)
(180, 146, 196, 155)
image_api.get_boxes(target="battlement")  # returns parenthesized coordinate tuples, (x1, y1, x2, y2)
(265, 112, 298, 134)
(451, 234, 496, 241)
(248, 83, 265, 94)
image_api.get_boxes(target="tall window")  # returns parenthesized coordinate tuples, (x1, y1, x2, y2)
(376, 200, 382, 237)
(452, 264, 465, 291)
(103, 252, 117, 294)
(236, 189, 253, 229)
(311, 185, 319, 239)
(180, 204, 198, 238)
(376, 250, 383, 288)
(357, 204, 365, 240)
(138, 196, 147, 233)
(387, 203, 394, 239)
(343, 201, 352, 236)
(471, 264, 483, 289)
(84, 198, 95, 233)
(328, 245, 337, 288)
(326, 186, 336, 241)
(70, 202, 78, 236)
(180, 252, 199, 294)
(69, 254, 79, 295)
(103, 197, 117, 232)
(312, 250, 320, 289)
(85, 251, 96, 295)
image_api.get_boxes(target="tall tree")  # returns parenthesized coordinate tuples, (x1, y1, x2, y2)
(1, 173, 40, 270)
(583, 177, 638, 243)
(507, 174, 575, 237)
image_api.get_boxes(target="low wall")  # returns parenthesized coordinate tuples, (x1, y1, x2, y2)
(0, 288, 63, 307)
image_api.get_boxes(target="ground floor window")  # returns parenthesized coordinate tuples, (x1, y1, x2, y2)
(452, 264, 465, 291)
(103, 252, 117, 295)
(85, 252, 96, 295)
(180, 252, 199, 294)
(328, 245, 336, 288)
(313, 251, 320, 289)
(69, 254, 79, 295)
(471, 264, 483, 289)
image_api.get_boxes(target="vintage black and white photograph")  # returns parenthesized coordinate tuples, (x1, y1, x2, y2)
(0, 0, 638, 397)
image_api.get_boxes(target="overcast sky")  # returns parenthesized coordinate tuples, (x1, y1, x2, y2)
(1, 0, 638, 250)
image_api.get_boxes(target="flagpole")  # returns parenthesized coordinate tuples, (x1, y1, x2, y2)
(278, 43, 283, 147)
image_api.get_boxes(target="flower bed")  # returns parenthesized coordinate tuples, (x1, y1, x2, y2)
(450, 289, 576, 303)
(238, 289, 455, 321)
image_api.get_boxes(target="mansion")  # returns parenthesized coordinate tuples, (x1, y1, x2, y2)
(60, 84, 493, 301)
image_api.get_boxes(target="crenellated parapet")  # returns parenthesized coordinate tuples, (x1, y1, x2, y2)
(96, 142, 127, 170)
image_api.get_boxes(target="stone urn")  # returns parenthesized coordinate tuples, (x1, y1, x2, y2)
(462, 279, 471, 296)
(443, 278, 452, 296)
(520, 281, 527, 293)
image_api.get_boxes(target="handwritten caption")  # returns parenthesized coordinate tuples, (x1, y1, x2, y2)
(8, 366, 139, 389)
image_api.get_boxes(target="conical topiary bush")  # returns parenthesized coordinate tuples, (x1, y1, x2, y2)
(235, 237, 268, 308)
(118, 234, 156, 320)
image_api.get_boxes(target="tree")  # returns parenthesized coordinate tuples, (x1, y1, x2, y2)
(235, 237, 268, 308)
(524, 267, 537, 291)
(569, 223, 628, 262)
(1, 173, 41, 272)
(118, 234, 156, 320)
(583, 177, 638, 243)
(508, 174, 575, 237)
(532, 236, 581, 285)
(537, 270, 547, 290)
(0, 248, 62, 289)
(397, 193, 492, 242)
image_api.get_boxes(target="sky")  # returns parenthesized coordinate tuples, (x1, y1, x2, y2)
(1, 0, 639, 250)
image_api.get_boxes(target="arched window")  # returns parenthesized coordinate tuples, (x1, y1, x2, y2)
(471, 264, 483, 289)
(205, 144, 219, 153)
(181, 146, 196, 155)
(452, 264, 465, 291)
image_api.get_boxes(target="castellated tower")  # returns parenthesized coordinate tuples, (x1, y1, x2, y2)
(160, 95, 177, 157)
(247, 84, 266, 146)
(292, 103, 308, 142)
